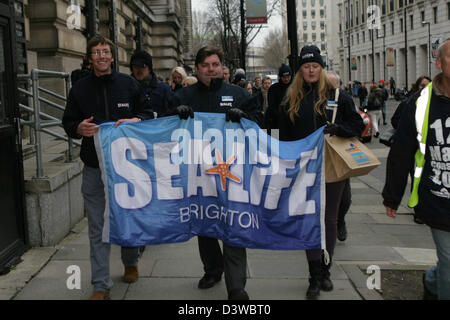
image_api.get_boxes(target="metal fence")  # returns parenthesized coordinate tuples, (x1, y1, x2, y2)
(17, 69, 80, 178)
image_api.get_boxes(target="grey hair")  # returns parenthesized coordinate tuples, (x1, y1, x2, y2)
(437, 38, 450, 59)
(326, 71, 340, 87)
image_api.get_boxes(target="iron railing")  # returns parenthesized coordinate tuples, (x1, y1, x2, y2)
(17, 69, 80, 178)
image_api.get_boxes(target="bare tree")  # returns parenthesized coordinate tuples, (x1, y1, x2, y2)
(262, 27, 288, 71)
(192, 10, 217, 56)
(205, 0, 281, 72)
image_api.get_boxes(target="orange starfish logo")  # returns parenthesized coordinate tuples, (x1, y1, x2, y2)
(205, 150, 241, 191)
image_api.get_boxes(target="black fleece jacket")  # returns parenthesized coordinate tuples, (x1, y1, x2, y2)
(62, 71, 154, 168)
(278, 84, 364, 141)
(168, 78, 264, 127)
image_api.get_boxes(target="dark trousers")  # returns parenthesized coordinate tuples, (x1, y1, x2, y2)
(198, 236, 247, 293)
(306, 180, 346, 262)
(337, 179, 352, 228)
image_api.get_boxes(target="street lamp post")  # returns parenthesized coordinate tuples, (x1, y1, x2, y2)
(377, 32, 386, 81)
(422, 21, 431, 78)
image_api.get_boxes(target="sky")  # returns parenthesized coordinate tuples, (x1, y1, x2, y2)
(190, 0, 283, 47)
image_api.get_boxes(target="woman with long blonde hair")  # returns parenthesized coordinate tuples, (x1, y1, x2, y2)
(278, 45, 364, 300)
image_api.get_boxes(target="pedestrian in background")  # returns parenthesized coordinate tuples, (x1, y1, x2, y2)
(182, 76, 198, 87)
(62, 36, 154, 300)
(168, 46, 263, 300)
(171, 66, 187, 92)
(278, 45, 364, 300)
(358, 82, 368, 109)
(252, 75, 262, 94)
(265, 63, 292, 131)
(257, 76, 272, 114)
(378, 80, 389, 125)
(366, 84, 384, 138)
(238, 80, 253, 95)
(383, 38, 450, 300)
(222, 66, 231, 83)
(130, 50, 172, 117)
(390, 77, 396, 96)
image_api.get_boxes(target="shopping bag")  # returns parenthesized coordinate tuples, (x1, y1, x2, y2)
(325, 135, 381, 183)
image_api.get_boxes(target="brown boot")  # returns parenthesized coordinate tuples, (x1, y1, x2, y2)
(89, 290, 110, 300)
(123, 266, 139, 283)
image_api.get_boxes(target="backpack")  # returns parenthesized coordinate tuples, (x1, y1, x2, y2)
(367, 92, 382, 110)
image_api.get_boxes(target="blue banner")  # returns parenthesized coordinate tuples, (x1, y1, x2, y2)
(94, 113, 325, 250)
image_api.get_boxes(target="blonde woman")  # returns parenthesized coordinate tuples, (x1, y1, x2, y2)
(278, 45, 364, 300)
(171, 66, 187, 92)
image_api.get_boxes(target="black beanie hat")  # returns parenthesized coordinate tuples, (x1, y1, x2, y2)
(278, 64, 292, 78)
(130, 50, 153, 71)
(298, 45, 324, 68)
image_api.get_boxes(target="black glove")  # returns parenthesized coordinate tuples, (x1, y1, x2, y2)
(226, 108, 249, 123)
(173, 105, 194, 120)
(323, 123, 340, 135)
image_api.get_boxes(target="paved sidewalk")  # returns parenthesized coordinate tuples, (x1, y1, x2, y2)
(0, 144, 437, 300)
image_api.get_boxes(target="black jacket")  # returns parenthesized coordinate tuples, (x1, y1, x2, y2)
(63, 71, 153, 168)
(169, 78, 264, 126)
(133, 72, 173, 117)
(357, 86, 368, 100)
(278, 85, 364, 141)
(382, 88, 450, 232)
(265, 81, 291, 129)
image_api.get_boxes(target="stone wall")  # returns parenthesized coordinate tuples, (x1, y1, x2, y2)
(25, 0, 192, 79)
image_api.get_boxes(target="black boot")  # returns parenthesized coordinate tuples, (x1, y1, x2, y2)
(321, 257, 334, 292)
(306, 260, 322, 300)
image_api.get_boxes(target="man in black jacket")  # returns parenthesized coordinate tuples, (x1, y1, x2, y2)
(169, 46, 262, 300)
(130, 50, 172, 117)
(62, 35, 154, 300)
(265, 64, 292, 131)
(382, 39, 450, 300)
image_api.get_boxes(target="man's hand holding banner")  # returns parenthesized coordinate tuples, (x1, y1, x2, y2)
(94, 113, 325, 250)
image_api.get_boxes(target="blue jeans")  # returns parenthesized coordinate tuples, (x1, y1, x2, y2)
(424, 228, 450, 300)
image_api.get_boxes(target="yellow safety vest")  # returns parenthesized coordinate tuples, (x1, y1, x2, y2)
(408, 82, 433, 207)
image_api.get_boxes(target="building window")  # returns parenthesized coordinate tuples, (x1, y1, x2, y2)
(390, 0, 394, 12)
(400, 18, 403, 32)
(320, 9, 325, 18)
(357, 32, 360, 44)
(399, 0, 403, 8)
(311, 0, 315, 7)
(312, 33, 316, 41)
(321, 32, 325, 41)
(363, 31, 365, 42)
(433, 6, 438, 23)
(303, 33, 308, 42)
(409, 0, 414, 4)
(382, 0, 386, 14)
(303, 21, 308, 30)
(383, 24, 386, 37)
(311, 9, 316, 19)
(362, 0, 365, 23)
(303, 10, 307, 18)
(448, 2, 450, 20)
(321, 43, 326, 51)
(421, 10, 425, 23)
(356, 1, 359, 25)
(320, 0, 324, 6)
(410, 14, 413, 30)
(352, 34, 354, 45)
(302, 0, 307, 7)
(312, 21, 316, 30)
(320, 21, 325, 30)
(391, 21, 394, 35)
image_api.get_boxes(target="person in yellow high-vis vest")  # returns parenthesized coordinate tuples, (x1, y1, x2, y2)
(382, 38, 450, 300)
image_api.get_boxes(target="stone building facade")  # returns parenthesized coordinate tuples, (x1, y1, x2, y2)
(24, 0, 193, 78)
(337, 0, 450, 88)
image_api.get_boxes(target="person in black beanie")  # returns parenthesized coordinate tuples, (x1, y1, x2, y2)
(278, 45, 364, 300)
(130, 50, 172, 116)
(264, 63, 293, 131)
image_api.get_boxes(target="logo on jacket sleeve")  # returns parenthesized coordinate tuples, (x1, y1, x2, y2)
(117, 103, 130, 108)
